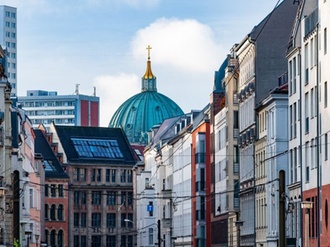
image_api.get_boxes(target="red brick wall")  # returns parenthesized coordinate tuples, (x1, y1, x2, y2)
(303, 184, 330, 247)
(80, 100, 89, 126)
(90, 101, 99, 127)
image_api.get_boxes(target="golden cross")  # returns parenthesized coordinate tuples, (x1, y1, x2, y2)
(146, 45, 152, 60)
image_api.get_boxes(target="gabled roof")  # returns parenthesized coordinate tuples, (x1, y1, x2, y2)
(34, 129, 69, 179)
(54, 125, 137, 165)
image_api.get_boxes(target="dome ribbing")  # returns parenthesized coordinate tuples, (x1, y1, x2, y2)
(109, 46, 184, 144)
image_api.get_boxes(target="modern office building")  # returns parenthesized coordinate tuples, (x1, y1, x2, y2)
(18, 89, 100, 129)
(0, 5, 17, 96)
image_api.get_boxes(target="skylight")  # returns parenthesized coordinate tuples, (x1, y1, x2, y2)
(71, 138, 124, 159)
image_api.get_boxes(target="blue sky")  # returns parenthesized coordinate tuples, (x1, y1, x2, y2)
(3, 0, 278, 126)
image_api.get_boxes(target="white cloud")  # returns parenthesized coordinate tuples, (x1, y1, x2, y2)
(131, 18, 224, 73)
(92, 73, 140, 127)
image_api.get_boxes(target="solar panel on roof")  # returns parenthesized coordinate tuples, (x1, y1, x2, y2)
(71, 138, 124, 159)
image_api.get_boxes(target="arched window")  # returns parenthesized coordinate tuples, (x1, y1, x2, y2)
(50, 230, 56, 247)
(50, 204, 56, 220)
(57, 230, 63, 247)
(45, 204, 49, 220)
(45, 230, 49, 246)
(58, 204, 63, 221)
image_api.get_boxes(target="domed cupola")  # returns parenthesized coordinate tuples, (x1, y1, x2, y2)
(109, 45, 184, 145)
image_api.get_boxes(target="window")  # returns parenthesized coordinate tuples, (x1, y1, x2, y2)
(325, 134, 328, 161)
(5, 32, 10, 38)
(81, 236, 87, 247)
(11, 32, 15, 38)
(305, 93, 309, 133)
(5, 21, 10, 27)
(51, 184, 56, 197)
(325, 28, 328, 54)
(311, 88, 314, 117)
(306, 142, 310, 183)
(81, 191, 87, 204)
(74, 213, 79, 227)
(149, 228, 154, 244)
(92, 191, 102, 205)
(106, 169, 110, 182)
(128, 235, 133, 247)
(121, 236, 126, 247)
(120, 170, 126, 183)
(127, 192, 133, 205)
(293, 103, 297, 138)
(111, 169, 116, 182)
(11, 22, 15, 29)
(106, 213, 116, 228)
(106, 236, 116, 247)
(50, 230, 56, 247)
(325, 81, 328, 108)
(45, 184, 49, 197)
(127, 170, 132, 183)
(107, 191, 116, 205)
(58, 185, 64, 197)
(58, 230, 63, 247)
(58, 204, 63, 220)
(91, 168, 101, 182)
(81, 213, 87, 227)
(91, 213, 101, 228)
(305, 44, 309, 85)
(74, 235, 79, 247)
(11, 12, 16, 18)
(74, 191, 80, 205)
(30, 189, 34, 207)
(45, 204, 49, 219)
(5, 11, 10, 17)
(74, 168, 86, 181)
(91, 236, 101, 247)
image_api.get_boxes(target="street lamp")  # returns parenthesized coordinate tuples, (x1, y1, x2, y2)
(124, 219, 134, 228)
(301, 201, 314, 247)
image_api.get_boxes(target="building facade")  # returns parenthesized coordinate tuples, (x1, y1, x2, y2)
(18, 89, 100, 129)
(236, 1, 298, 245)
(287, 0, 330, 246)
(0, 5, 17, 96)
(34, 128, 70, 247)
(135, 113, 194, 247)
(49, 124, 137, 247)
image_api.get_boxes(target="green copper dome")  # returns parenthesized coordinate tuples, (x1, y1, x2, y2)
(109, 46, 184, 145)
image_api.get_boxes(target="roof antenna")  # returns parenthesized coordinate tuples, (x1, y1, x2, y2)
(75, 84, 80, 95)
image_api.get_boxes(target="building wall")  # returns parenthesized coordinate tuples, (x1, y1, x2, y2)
(0, 5, 17, 96)
(18, 91, 100, 129)
(44, 179, 69, 247)
(172, 133, 192, 246)
(191, 121, 210, 247)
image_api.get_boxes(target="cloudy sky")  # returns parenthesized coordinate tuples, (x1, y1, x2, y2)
(3, 0, 278, 127)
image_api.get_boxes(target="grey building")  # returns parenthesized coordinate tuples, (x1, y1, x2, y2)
(235, 0, 298, 246)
